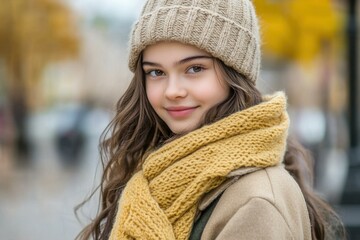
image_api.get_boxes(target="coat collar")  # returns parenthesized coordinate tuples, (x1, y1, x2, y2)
(198, 167, 261, 211)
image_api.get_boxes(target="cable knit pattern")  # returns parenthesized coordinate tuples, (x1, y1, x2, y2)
(128, 0, 261, 83)
(109, 92, 289, 240)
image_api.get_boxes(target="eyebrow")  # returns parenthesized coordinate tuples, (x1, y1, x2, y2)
(142, 55, 213, 67)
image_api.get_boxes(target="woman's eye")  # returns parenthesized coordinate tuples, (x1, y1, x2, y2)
(147, 70, 164, 77)
(187, 66, 203, 74)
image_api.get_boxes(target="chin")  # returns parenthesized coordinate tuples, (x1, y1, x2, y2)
(171, 129, 189, 135)
(171, 126, 197, 135)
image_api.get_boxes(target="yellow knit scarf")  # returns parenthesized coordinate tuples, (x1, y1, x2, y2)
(109, 92, 289, 240)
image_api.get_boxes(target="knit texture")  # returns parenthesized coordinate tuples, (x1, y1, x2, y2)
(109, 92, 289, 240)
(128, 0, 261, 83)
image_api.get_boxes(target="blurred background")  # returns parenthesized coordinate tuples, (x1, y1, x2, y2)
(0, 0, 359, 239)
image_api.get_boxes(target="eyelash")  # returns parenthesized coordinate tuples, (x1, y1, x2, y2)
(145, 69, 164, 77)
(187, 65, 205, 73)
(144, 64, 206, 77)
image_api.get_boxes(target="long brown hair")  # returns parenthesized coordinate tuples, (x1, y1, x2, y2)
(76, 57, 346, 240)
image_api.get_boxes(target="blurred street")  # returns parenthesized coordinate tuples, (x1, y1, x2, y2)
(0, 107, 109, 240)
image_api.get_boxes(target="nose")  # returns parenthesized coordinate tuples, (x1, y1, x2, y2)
(165, 75, 187, 99)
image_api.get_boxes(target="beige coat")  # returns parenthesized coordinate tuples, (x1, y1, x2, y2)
(197, 165, 312, 240)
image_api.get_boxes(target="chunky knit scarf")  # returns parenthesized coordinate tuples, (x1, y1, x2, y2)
(109, 92, 289, 240)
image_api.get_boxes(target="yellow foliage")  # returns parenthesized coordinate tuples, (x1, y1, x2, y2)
(0, 0, 79, 109)
(0, 0, 79, 78)
(254, 0, 344, 64)
(259, 13, 294, 59)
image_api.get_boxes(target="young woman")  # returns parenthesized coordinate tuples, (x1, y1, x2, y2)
(77, 0, 346, 239)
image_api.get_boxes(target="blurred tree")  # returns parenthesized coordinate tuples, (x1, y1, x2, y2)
(0, 0, 79, 163)
(253, 0, 344, 64)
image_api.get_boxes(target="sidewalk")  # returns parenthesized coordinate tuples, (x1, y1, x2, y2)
(0, 127, 102, 240)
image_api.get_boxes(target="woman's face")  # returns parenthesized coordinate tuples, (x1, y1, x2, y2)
(143, 41, 230, 134)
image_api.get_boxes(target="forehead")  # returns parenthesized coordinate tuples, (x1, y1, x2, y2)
(142, 41, 211, 62)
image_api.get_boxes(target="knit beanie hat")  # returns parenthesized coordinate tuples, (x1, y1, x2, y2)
(128, 0, 261, 83)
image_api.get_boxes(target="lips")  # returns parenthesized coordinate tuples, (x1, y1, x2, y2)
(166, 106, 198, 118)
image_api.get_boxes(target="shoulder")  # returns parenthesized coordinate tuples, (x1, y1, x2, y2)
(216, 165, 307, 213)
(201, 165, 312, 240)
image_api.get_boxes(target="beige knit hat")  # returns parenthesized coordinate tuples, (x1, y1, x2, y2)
(128, 0, 261, 83)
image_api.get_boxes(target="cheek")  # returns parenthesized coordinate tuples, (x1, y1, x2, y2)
(198, 82, 229, 104)
(219, 84, 230, 101)
(146, 83, 161, 108)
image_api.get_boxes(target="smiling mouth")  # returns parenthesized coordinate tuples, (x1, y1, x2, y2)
(166, 106, 198, 118)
